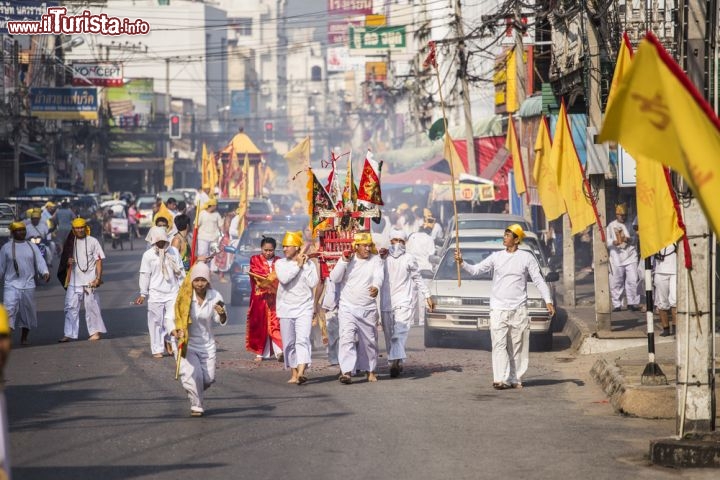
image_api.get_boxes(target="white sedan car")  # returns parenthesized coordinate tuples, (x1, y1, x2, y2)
(425, 241, 559, 351)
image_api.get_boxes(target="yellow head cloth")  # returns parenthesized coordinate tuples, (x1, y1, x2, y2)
(71, 217, 87, 228)
(396, 203, 409, 213)
(423, 208, 433, 219)
(45, 201, 56, 209)
(206, 198, 218, 207)
(0, 304, 9, 335)
(352, 232, 378, 254)
(30, 208, 41, 219)
(505, 223, 526, 242)
(615, 204, 628, 215)
(9, 221, 26, 232)
(282, 231, 304, 248)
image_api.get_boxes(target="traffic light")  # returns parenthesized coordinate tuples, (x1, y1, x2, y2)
(263, 121, 274, 143)
(169, 114, 181, 139)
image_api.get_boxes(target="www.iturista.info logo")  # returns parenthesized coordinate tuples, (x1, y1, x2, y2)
(7, 7, 150, 35)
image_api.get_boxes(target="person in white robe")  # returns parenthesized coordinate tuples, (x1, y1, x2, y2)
(134, 227, 185, 358)
(0, 222, 49, 345)
(59, 218, 107, 342)
(380, 229, 433, 377)
(329, 232, 385, 384)
(455, 224, 554, 390)
(653, 244, 678, 337)
(275, 231, 319, 385)
(24, 208, 53, 267)
(606, 204, 641, 311)
(169, 262, 227, 416)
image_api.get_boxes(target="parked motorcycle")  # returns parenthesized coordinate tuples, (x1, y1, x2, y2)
(29, 236, 53, 268)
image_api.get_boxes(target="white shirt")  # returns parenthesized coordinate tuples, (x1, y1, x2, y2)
(24, 220, 49, 240)
(320, 277, 338, 311)
(186, 289, 226, 351)
(653, 245, 677, 276)
(430, 223, 443, 241)
(380, 252, 430, 311)
(330, 254, 385, 309)
(275, 258, 319, 318)
(228, 215, 242, 240)
(606, 219, 638, 267)
(139, 246, 185, 302)
(0, 241, 48, 289)
(462, 249, 552, 310)
(197, 210, 223, 242)
(406, 232, 436, 272)
(68, 236, 105, 287)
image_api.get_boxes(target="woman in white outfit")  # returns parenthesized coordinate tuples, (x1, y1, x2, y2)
(275, 231, 319, 385)
(169, 262, 227, 417)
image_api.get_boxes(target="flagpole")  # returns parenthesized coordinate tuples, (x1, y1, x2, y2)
(431, 45, 462, 286)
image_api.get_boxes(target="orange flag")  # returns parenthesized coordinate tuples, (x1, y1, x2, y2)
(506, 114, 527, 201)
(549, 101, 597, 235)
(533, 117, 565, 221)
(443, 133, 468, 176)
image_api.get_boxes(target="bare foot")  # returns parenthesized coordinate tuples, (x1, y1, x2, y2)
(287, 377, 299, 384)
(367, 372, 378, 382)
(88, 333, 101, 341)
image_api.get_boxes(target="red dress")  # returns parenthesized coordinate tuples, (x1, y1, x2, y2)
(245, 254, 283, 355)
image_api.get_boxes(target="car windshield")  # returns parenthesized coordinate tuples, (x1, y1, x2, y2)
(455, 236, 547, 268)
(237, 221, 304, 255)
(0, 205, 14, 218)
(457, 219, 531, 230)
(436, 248, 495, 281)
(137, 197, 155, 210)
(249, 201, 272, 215)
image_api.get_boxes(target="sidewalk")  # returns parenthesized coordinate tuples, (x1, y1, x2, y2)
(558, 269, 719, 419)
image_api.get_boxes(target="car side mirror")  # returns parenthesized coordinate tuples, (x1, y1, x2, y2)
(223, 245, 237, 254)
(429, 255, 441, 266)
(545, 271, 559, 283)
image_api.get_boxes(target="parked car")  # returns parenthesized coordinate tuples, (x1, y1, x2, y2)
(424, 241, 559, 351)
(228, 217, 308, 306)
(217, 198, 275, 222)
(157, 191, 186, 205)
(135, 195, 156, 233)
(0, 203, 16, 247)
(440, 213, 531, 251)
(71, 194, 99, 219)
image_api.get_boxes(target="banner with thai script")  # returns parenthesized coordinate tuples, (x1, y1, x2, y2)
(0, 1, 58, 34)
(29, 87, 98, 120)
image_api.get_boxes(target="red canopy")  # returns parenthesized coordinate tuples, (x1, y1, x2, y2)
(383, 158, 451, 184)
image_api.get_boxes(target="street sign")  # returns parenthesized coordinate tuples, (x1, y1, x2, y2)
(230, 90, 251, 117)
(29, 87, 98, 120)
(349, 26, 407, 55)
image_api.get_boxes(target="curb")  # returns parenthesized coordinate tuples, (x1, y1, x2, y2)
(590, 358, 675, 419)
(561, 308, 592, 352)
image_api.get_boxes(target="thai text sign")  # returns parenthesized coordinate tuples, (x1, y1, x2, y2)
(328, 19, 362, 45)
(29, 87, 98, 120)
(328, 0, 372, 15)
(0, 1, 58, 34)
(349, 25, 406, 54)
(72, 62, 124, 87)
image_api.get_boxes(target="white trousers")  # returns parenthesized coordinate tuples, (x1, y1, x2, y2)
(610, 262, 640, 308)
(260, 337, 282, 359)
(64, 286, 107, 339)
(279, 312, 313, 369)
(325, 309, 340, 366)
(197, 239, 211, 257)
(147, 299, 174, 355)
(177, 347, 216, 412)
(3, 286, 37, 330)
(381, 307, 413, 361)
(489, 307, 530, 385)
(338, 305, 378, 374)
(654, 273, 677, 310)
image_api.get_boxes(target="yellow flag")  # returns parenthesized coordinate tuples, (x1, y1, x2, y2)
(506, 115, 526, 198)
(201, 143, 210, 190)
(636, 162, 684, 258)
(606, 33, 633, 110)
(549, 102, 596, 235)
(533, 117, 566, 220)
(236, 153, 250, 238)
(208, 151, 218, 197)
(443, 133, 468, 176)
(599, 33, 720, 237)
(285, 136, 311, 200)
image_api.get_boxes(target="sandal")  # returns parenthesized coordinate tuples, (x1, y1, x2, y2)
(511, 382, 523, 389)
(493, 382, 510, 390)
(339, 374, 352, 384)
(58, 337, 72, 343)
(297, 375, 308, 385)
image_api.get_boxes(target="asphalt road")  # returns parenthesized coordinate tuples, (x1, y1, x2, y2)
(4, 246, 715, 479)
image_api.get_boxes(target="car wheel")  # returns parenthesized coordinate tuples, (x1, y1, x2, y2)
(424, 324, 442, 348)
(231, 291, 243, 306)
(530, 331, 553, 352)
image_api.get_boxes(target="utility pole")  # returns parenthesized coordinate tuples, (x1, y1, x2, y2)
(675, 0, 715, 435)
(165, 57, 173, 191)
(512, 0, 531, 227)
(455, 0, 477, 175)
(585, 11, 611, 330)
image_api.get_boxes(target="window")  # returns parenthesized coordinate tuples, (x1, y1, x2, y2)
(311, 65, 322, 82)
(232, 18, 252, 36)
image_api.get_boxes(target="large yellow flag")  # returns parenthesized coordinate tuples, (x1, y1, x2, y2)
(506, 115, 526, 199)
(636, 162, 684, 258)
(599, 33, 720, 237)
(201, 143, 210, 190)
(443, 133, 468, 176)
(533, 117, 565, 220)
(236, 153, 250, 238)
(606, 33, 633, 110)
(549, 102, 596, 235)
(285, 137, 311, 200)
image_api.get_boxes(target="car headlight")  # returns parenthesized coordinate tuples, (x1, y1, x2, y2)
(526, 299, 546, 309)
(432, 295, 462, 306)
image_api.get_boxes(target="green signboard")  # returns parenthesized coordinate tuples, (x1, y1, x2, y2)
(348, 26, 407, 55)
(106, 78, 157, 157)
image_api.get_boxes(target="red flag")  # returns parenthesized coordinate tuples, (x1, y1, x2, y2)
(357, 149, 383, 207)
(423, 41, 437, 69)
(307, 168, 335, 237)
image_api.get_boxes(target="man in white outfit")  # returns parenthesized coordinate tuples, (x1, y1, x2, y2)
(134, 227, 186, 358)
(59, 218, 107, 342)
(455, 224, 554, 390)
(275, 231, 319, 385)
(380, 229, 433, 377)
(330, 232, 385, 384)
(318, 278, 340, 367)
(196, 199, 223, 257)
(606, 204, 641, 311)
(24, 208, 53, 267)
(653, 244, 677, 337)
(0, 222, 50, 345)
